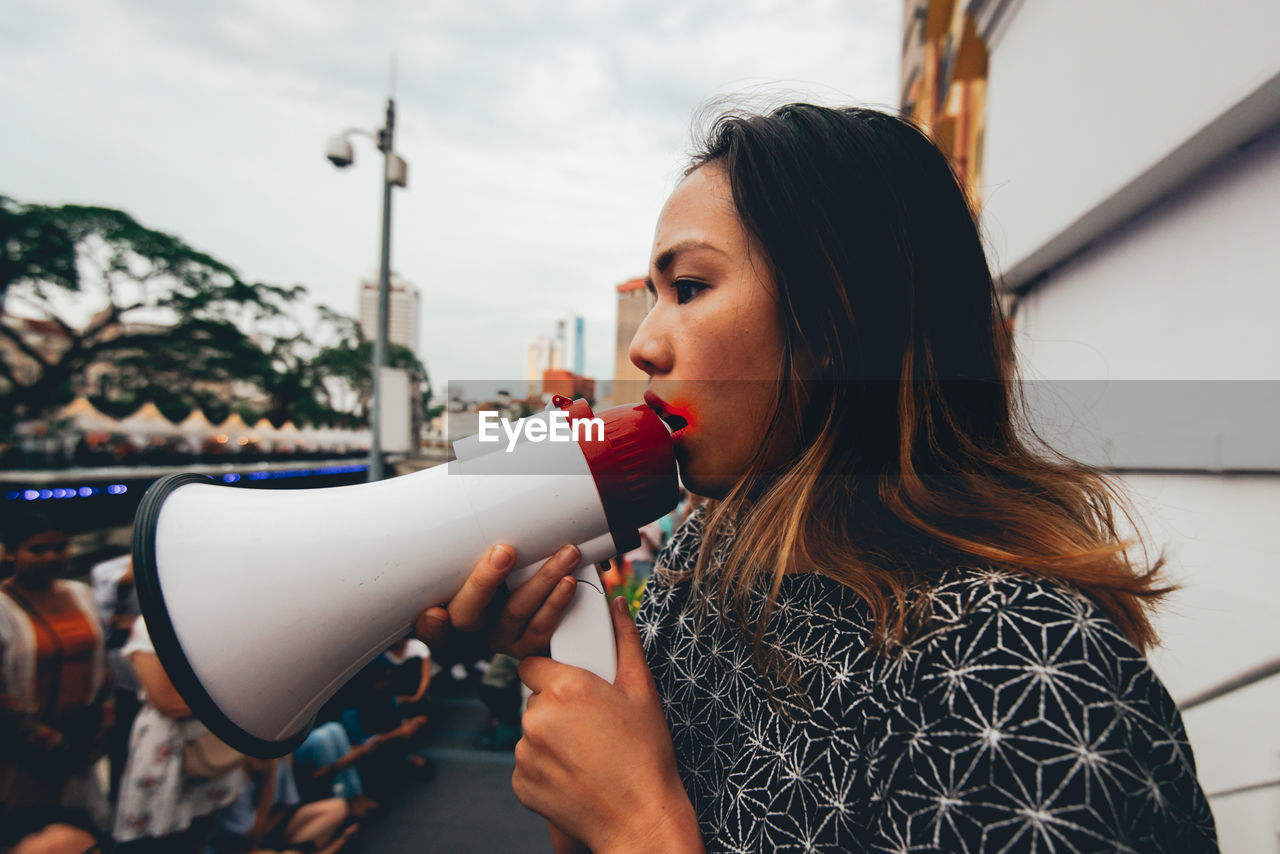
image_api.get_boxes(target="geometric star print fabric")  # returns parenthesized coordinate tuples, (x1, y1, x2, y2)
(636, 514, 1219, 853)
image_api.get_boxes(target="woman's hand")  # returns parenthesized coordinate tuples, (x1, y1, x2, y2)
(514, 597, 703, 854)
(415, 544, 583, 660)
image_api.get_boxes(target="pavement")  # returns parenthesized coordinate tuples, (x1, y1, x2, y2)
(351, 694, 552, 853)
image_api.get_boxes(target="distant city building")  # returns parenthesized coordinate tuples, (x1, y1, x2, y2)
(899, 0, 988, 207)
(541, 369, 594, 403)
(0, 310, 267, 410)
(558, 314, 585, 376)
(358, 273, 420, 354)
(611, 277, 653, 403)
(526, 313, 586, 395)
(0, 315, 69, 387)
(525, 335, 558, 386)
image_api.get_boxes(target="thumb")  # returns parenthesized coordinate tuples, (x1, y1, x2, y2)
(610, 595, 654, 694)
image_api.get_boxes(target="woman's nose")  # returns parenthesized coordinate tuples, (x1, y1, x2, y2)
(628, 310, 673, 377)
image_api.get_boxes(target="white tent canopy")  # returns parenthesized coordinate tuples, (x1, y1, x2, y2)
(215, 413, 250, 441)
(274, 419, 301, 451)
(250, 417, 278, 439)
(55, 397, 119, 433)
(176, 409, 215, 450)
(177, 409, 215, 435)
(117, 402, 176, 440)
(248, 417, 280, 449)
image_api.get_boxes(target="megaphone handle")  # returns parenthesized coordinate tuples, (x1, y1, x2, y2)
(548, 562, 618, 684)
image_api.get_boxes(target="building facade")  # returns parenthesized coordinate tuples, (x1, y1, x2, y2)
(526, 334, 558, 388)
(558, 314, 585, 376)
(540, 369, 595, 403)
(526, 313, 588, 397)
(906, 1, 1280, 847)
(358, 273, 420, 354)
(900, 0, 988, 207)
(609, 277, 653, 405)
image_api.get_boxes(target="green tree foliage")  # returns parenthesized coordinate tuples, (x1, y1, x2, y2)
(0, 195, 439, 437)
(0, 195, 298, 435)
(308, 310, 443, 427)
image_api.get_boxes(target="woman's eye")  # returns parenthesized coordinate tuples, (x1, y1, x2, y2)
(674, 279, 706, 304)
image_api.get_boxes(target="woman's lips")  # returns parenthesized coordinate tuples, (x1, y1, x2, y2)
(643, 390, 691, 441)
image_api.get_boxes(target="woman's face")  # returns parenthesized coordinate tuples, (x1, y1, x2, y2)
(630, 162, 788, 499)
(8, 530, 70, 586)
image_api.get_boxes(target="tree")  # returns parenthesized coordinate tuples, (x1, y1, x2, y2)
(0, 195, 303, 435)
(309, 316, 443, 428)
(1, 195, 443, 440)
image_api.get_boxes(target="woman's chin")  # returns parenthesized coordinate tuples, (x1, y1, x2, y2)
(674, 461, 736, 501)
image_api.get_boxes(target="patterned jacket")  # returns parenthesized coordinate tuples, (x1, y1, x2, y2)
(637, 515, 1218, 853)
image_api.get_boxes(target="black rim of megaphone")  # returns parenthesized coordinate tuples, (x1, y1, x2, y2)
(133, 472, 311, 759)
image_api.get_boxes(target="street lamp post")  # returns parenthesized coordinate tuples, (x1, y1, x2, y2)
(327, 98, 408, 482)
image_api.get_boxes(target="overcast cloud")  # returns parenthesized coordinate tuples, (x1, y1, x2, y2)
(1, 0, 901, 393)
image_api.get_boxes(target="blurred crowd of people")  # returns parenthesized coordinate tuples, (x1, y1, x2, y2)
(1, 489, 697, 853)
(1, 512, 433, 854)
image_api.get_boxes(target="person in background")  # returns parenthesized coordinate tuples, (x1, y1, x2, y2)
(89, 551, 140, 808)
(205, 757, 357, 854)
(384, 636, 432, 719)
(112, 617, 243, 853)
(335, 656, 431, 798)
(380, 638, 435, 778)
(0, 512, 112, 842)
(475, 653, 521, 751)
(291, 721, 379, 819)
(6, 821, 101, 854)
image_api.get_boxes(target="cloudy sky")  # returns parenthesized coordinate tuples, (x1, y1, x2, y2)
(1, 0, 902, 393)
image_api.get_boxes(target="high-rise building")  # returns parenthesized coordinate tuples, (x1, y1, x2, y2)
(526, 335, 555, 386)
(611, 278, 653, 403)
(558, 314, 585, 376)
(526, 313, 584, 393)
(358, 273, 420, 354)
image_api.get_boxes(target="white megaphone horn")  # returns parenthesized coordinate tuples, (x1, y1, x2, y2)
(132, 396, 677, 758)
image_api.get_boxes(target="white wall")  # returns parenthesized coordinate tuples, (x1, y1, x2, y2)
(1127, 473, 1280, 854)
(1009, 119, 1280, 852)
(1011, 121, 1280, 382)
(984, 3, 1280, 846)
(982, 0, 1280, 286)
(1013, 121, 1280, 472)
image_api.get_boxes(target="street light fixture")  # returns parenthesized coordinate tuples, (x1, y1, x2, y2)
(327, 98, 408, 482)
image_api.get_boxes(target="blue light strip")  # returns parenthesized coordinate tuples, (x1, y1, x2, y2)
(4, 463, 369, 501)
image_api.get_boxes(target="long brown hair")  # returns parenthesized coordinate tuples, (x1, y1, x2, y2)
(678, 104, 1169, 667)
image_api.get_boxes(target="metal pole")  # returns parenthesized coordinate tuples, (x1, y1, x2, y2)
(1176, 654, 1280, 711)
(370, 97, 396, 482)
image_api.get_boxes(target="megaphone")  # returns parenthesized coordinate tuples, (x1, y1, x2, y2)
(132, 396, 677, 758)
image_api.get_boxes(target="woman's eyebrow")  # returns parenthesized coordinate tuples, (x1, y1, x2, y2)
(651, 240, 726, 275)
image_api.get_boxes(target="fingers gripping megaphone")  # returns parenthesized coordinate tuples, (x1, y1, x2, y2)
(131, 396, 677, 758)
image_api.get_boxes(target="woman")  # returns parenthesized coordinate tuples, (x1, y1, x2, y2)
(418, 104, 1218, 851)
(113, 617, 244, 853)
(0, 512, 111, 841)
